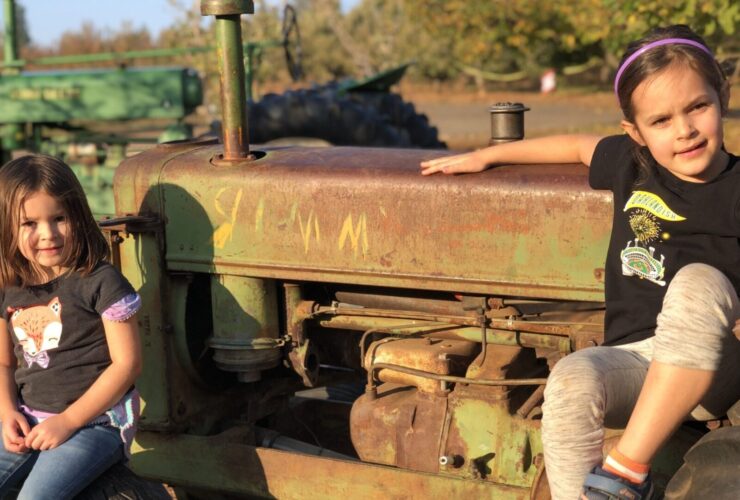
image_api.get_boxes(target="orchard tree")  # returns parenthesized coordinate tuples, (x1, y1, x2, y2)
(563, 0, 739, 72)
(290, 0, 355, 81)
(403, 0, 738, 85)
(346, 0, 453, 80)
(403, 1, 586, 80)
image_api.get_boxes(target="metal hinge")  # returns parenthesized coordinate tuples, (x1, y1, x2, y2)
(99, 215, 163, 271)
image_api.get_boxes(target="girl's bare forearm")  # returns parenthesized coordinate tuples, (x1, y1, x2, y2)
(476, 134, 602, 166)
(420, 134, 602, 175)
(0, 366, 19, 420)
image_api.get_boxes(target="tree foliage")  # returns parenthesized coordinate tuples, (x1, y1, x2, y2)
(4, 0, 737, 91)
(404, 0, 739, 82)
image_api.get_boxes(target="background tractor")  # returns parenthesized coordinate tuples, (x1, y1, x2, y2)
(0, 0, 444, 217)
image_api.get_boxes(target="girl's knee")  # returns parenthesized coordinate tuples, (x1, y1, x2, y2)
(659, 264, 738, 334)
(655, 264, 739, 369)
(547, 351, 601, 392)
(543, 347, 648, 429)
(544, 350, 613, 412)
(667, 264, 737, 313)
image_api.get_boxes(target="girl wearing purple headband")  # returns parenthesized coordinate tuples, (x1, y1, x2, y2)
(421, 25, 738, 500)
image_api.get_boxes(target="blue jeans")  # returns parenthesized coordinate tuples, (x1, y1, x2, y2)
(0, 423, 124, 500)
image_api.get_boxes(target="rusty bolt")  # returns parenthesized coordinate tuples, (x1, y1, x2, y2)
(439, 455, 463, 468)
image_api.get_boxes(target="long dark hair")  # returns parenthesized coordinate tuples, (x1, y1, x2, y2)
(0, 155, 109, 287)
(615, 25, 729, 182)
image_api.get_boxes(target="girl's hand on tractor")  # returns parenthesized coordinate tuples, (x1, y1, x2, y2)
(734, 319, 740, 341)
(420, 150, 489, 175)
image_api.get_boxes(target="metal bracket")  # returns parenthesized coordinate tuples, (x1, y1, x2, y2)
(99, 215, 162, 271)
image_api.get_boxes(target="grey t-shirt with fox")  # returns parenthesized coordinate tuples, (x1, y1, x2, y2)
(1, 262, 135, 413)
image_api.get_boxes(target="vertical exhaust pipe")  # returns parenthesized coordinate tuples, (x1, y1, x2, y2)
(201, 0, 254, 161)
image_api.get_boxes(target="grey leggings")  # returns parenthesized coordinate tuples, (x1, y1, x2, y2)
(541, 264, 740, 500)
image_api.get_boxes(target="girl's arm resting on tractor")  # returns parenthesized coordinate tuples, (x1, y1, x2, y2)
(24, 316, 142, 451)
(0, 318, 31, 453)
(420, 134, 602, 175)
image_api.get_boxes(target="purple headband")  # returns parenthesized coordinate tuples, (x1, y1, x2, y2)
(614, 38, 713, 96)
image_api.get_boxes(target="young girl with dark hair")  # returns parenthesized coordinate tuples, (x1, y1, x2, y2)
(0, 155, 142, 499)
(421, 25, 739, 500)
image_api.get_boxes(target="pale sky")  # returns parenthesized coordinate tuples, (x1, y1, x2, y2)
(5, 1, 360, 47)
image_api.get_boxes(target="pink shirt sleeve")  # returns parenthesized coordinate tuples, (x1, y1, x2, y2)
(101, 293, 141, 322)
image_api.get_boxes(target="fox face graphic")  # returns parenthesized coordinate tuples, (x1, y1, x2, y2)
(8, 297, 63, 369)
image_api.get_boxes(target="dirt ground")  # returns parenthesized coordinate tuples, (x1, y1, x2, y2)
(399, 84, 740, 152)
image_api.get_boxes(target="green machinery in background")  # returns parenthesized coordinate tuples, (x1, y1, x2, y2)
(0, 67, 202, 215)
(0, 0, 203, 216)
(0, 0, 445, 217)
(100, 1, 739, 499)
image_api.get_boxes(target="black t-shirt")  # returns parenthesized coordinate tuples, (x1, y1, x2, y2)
(589, 135, 740, 345)
(1, 262, 135, 412)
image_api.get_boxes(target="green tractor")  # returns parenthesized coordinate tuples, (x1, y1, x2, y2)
(97, 2, 737, 499)
(4, 1, 737, 498)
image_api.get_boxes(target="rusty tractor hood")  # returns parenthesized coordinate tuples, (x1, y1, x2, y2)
(114, 141, 612, 301)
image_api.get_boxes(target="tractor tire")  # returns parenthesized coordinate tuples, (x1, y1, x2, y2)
(344, 91, 447, 149)
(74, 463, 171, 500)
(244, 88, 445, 149)
(0, 463, 171, 500)
(664, 425, 740, 500)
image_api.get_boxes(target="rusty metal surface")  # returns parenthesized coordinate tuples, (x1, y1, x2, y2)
(443, 394, 542, 487)
(287, 340, 319, 387)
(366, 338, 478, 393)
(315, 315, 571, 352)
(350, 376, 544, 489)
(467, 344, 526, 383)
(315, 303, 599, 337)
(369, 362, 548, 388)
(336, 290, 475, 316)
(115, 143, 612, 301)
(133, 429, 530, 499)
(352, 347, 548, 488)
(350, 383, 449, 472)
